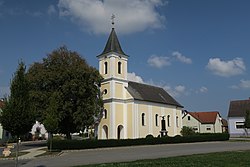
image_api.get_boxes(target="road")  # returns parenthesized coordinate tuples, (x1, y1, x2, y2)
(1, 141, 250, 167)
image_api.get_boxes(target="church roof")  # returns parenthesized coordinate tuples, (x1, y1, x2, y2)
(98, 28, 127, 57)
(228, 99, 250, 117)
(127, 81, 183, 108)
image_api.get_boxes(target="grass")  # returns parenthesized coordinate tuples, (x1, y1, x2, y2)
(77, 150, 250, 167)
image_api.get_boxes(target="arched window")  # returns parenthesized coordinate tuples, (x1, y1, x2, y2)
(142, 113, 145, 126)
(155, 114, 158, 126)
(118, 62, 122, 74)
(167, 115, 170, 127)
(104, 62, 108, 74)
(102, 125, 108, 139)
(103, 109, 107, 119)
(176, 116, 179, 127)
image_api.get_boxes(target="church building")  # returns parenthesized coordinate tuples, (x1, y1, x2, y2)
(97, 26, 183, 139)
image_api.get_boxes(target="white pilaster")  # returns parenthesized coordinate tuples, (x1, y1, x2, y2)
(173, 108, 177, 135)
(123, 103, 127, 138)
(149, 106, 152, 134)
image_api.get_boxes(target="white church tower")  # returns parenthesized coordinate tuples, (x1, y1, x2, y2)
(97, 20, 129, 139)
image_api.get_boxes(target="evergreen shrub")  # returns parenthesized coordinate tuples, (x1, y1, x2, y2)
(49, 133, 229, 150)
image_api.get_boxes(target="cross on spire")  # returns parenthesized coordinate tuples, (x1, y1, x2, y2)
(111, 14, 115, 27)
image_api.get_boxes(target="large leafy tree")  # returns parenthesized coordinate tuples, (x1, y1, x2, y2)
(0, 61, 34, 139)
(27, 46, 103, 139)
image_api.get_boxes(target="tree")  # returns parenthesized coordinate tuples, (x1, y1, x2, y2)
(0, 61, 34, 167)
(0, 61, 34, 137)
(43, 93, 59, 151)
(244, 110, 250, 136)
(27, 46, 103, 139)
(180, 126, 196, 136)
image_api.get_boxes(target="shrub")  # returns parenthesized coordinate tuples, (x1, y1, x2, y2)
(145, 134, 154, 139)
(49, 133, 229, 150)
(180, 126, 196, 136)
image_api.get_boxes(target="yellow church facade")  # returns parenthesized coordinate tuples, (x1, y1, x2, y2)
(97, 27, 183, 139)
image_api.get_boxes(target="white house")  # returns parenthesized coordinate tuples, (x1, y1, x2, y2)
(31, 121, 48, 140)
(228, 98, 250, 137)
(182, 111, 223, 133)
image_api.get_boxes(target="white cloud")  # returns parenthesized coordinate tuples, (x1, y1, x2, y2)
(231, 79, 250, 89)
(172, 51, 192, 64)
(48, 5, 57, 15)
(163, 85, 187, 97)
(239, 80, 250, 89)
(206, 57, 246, 77)
(58, 0, 166, 34)
(147, 79, 188, 98)
(127, 72, 144, 83)
(147, 55, 171, 68)
(196, 86, 208, 93)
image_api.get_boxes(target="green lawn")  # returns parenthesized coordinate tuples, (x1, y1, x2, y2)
(77, 150, 250, 167)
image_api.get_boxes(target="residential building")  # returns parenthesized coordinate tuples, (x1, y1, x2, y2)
(228, 98, 250, 137)
(97, 26, 183, 139)
(182, 111, 223, 133)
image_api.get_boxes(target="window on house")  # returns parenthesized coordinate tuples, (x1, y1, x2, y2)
(236, 122, 245, 129)
(206, 127, 211, 131)
(155, 114, 158, 126)
(104, 62, 108, 74)
(167, 115, 170, 127)
(118, 62, 122, 74)
(188, 116, 190, 121)
(142, 113, 145, 126)
(176, 116, 179, 127)
(103, 109, 107, 119)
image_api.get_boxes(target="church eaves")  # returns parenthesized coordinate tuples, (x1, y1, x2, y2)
(98, 28, 128, 57)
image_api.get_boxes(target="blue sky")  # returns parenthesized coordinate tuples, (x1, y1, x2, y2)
(1, 0, 250, 118)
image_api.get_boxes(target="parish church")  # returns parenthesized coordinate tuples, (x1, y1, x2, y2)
(97, 22, 183, 139)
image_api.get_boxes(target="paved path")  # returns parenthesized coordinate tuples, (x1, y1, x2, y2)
(17, 141, 250, 167)
(19, 147, 47, 159)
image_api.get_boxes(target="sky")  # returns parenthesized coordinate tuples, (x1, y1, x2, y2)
(1, 0, 250, 118)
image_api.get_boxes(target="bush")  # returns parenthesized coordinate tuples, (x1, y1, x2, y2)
(49, 133, 229, 150)
(145, 134, 154, 139)
(180, 126, 196, 136)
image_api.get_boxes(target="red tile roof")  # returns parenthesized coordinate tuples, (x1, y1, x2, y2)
(188, 111, 220, 124)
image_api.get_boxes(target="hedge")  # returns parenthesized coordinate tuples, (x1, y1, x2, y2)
(49, 133, 229, 150)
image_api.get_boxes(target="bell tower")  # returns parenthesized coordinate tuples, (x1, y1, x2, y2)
(97, 29, 128, 81)
(97, 16, 129, 139)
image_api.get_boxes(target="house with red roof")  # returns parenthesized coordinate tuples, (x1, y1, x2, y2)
(228, 98, 250, 137)
(182, 111, 223, 133)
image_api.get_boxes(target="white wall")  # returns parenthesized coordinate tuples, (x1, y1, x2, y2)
(228, 117, 250, 137)
(31, 121, 48, 139)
